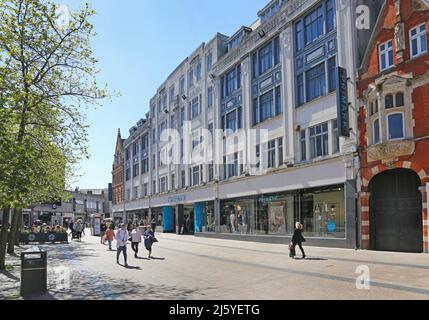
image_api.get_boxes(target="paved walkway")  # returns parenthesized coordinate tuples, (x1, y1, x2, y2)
(1, 230, 429, 300)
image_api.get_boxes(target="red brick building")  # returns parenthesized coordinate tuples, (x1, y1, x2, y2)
(357, 0, 429, 253)
(112, 129, 125, 206)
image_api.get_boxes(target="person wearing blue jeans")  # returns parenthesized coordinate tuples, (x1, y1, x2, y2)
(116, 224, 129, 267)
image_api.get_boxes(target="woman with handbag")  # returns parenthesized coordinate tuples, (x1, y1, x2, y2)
(144, 224, 155, 259)
(290, 222, 306, 259)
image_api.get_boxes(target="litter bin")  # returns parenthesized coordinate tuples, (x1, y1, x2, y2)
(20, 246, 47, 297)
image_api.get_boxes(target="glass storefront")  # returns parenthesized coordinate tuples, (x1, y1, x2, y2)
(219, 197, 255, 234)
(200, 202, 215, 233)
(204, 184, 346, 239)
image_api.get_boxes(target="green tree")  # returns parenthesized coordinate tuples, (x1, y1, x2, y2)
(0, 0, 113, 265)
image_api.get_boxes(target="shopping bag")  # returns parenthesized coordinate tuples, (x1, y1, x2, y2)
(289, 243, 296, 257)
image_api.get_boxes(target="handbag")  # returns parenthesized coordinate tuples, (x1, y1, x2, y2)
(289, 242, 295, 257)
(153, 237, 158, 243)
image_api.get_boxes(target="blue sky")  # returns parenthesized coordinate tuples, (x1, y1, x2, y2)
(63, 0, 268, 189)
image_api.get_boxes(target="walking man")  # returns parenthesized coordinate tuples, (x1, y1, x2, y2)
(116, 223, 129, 267)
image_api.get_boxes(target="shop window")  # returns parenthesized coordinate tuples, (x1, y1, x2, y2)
(219, 197, 255, 235)
(300, 186, 345, 238)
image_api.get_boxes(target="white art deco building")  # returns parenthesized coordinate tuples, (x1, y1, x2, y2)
(112, 0, 376, 248)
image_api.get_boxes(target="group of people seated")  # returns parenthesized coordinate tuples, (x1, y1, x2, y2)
(22, 223, 67, 234)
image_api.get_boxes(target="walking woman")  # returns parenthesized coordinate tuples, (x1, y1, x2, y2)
(131, 224, 142, 258)
(291, 222, 306, 259)
(144, 224, 155, 259)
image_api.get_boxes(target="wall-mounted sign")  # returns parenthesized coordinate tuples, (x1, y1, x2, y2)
(336, 66, 350, 137)
(168, 195, 186, 204)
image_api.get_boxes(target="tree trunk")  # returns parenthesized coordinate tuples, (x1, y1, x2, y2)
(7, 208, 21, 254)
(15, 210, 23, 246)
(0, 208, 11, 270)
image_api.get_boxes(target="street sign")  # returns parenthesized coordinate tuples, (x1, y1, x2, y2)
(336, 66, 350, 137)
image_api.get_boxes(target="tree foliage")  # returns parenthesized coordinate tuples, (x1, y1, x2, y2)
(0, 0, 112, 209)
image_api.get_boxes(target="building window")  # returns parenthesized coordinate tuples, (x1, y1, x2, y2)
(396, 92, 404, 107)
(160, 176, 167, 193)
(296, 21, 304, 52)
(171, 174, 175, 190)
(206, 53, 213, 71)
(369, 100, 379, 116)
(260, 90, 274, 122)
(259, 41, 273, 75)
(125, 148, 130, 161)
(152, 180, 156, 195)
(208, 123, 214, 143)
(142, 158, 149, 174)
(126, 168, 130, 181)
(169, 86, 175, 104)
(296, 74, 305, 107)
(196, 62, 202, 81)
(152, 128, 156, 144)
(333, 119, 339, 153)
(274, 36, 280, 65)
(208, 162, 214, 182)
(180, 107, 185, 126)
(143, 183, 148, 197)
(275, 86, 282, 115)
(326, 0, 335, 33)
(387, 113, 404, 140)
(133, 163, 139, 178)
(132, 142, 138, 157)
(373, 118, 380, 145)
(306, 62, 326, 102)
(267, 140, 276, 168)
(228, 153, 239, 178)
(126, 189, 130, 201)
(410, 23, 427, 58)
(300, 130, 307, 161)
(225, 109, 237, 132)
(141, 134, 149, 151)
(134, 186, 139, 199)
(188, 69, 194, 88)
(309, 122, 329, 159)
(170, 114, 176, 129)
(190, 97, 200, 119)
(222, 65, 241, 99)
(385, 94, 394, 109)
(192, 166, 200, 186)
(304, 5, 324, 46)
(328, 57, 336, 93)
(278, 137, 283, 166)
(179, 77, 185, 94)
(208, 86, 213, 108)
(379, 40, 394, 71)
(181, 170, 186, 188)
(152, 154, 156, 170)
(159, 121, 167, 139)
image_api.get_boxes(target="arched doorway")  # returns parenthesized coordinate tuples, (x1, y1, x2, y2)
(369, 169, 423, 253)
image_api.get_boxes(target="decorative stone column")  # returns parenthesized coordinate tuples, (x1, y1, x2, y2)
(419, 186, 428, 253)
(360, 191, 371, 250)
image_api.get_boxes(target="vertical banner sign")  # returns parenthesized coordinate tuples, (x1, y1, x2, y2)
(108, 183, 113, 201)
(336, 66, 350, 137)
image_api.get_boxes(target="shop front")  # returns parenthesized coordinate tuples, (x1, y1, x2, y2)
(196, 158, 357, 248)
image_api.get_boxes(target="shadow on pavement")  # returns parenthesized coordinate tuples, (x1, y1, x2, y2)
(0, 270, 20, 281)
